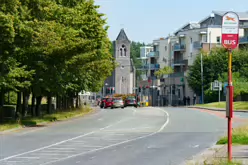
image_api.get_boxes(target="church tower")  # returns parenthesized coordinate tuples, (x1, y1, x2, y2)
(113, 29, 132, 94)
(104, 29, 135, 95)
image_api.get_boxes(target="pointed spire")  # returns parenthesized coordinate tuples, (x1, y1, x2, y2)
(116, 28, 129, 41)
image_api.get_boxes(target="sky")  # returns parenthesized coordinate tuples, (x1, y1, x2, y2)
(95, 0, 247, 43)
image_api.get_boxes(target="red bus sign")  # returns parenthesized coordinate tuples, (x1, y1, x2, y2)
(221, 12, 239, 49)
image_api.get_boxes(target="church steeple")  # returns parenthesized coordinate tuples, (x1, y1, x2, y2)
(116, 28, 129, 41)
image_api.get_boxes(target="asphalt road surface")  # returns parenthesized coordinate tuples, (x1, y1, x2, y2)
(0, 106, 233, 165)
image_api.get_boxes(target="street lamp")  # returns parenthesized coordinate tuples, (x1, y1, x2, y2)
(103, 83, 108, 97)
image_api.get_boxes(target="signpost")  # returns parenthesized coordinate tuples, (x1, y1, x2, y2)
(211, 80, 222, 102)
(221, 11, 239, 162)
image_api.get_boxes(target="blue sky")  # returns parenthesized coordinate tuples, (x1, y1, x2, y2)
(95, 0, 247, 43)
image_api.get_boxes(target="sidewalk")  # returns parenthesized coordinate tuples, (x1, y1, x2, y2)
(186, 145, 248, 165)
(188, 106, 248, 113)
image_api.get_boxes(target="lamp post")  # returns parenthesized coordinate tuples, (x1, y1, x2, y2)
(103, 83, 108, 97)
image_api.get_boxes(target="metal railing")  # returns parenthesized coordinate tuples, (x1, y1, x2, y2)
(173, 44, 186, 51)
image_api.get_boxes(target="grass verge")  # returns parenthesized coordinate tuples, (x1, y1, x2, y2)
(196, 101, 248, 110)
(0, 106, 93, 132)
(217, 123, 248, 145)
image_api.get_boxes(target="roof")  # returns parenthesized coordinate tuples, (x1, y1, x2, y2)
(116, 28, 129, 41)
(174, 22, 200, 35)
(199, 11, 248, 24)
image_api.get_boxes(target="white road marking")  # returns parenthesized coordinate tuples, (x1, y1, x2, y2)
(16, 157, 39, 159)
(0, 119, 128, 162)
(193, 145, 199, 148)
(48, 148, 76, 150)
(39, 108, 170, 165)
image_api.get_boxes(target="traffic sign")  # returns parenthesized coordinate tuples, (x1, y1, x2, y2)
(221, 12, 239, 49)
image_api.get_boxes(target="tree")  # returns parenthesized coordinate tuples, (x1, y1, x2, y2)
(187, 48, 228, 95)
(155, 66, 173, 78)
(0, 0, 114, 117)
(187, 47, 248, 101)
(219, 72, 248, 98)
(130, 41, 145, 79)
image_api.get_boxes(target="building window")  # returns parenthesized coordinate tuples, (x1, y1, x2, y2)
(216, 36, 220, 43)
(120, 48, 122, 56)
(165, 46, 167, 51)
(202, 35, 207, 43)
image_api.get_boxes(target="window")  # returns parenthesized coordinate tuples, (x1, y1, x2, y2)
(165, 46, 167, 51)
(120, 48, 123, 56)
(216, 36, 220, 43)
(201, 35, 207, 43)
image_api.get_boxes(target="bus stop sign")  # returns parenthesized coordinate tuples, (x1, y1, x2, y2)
(221, 12, 239, 50)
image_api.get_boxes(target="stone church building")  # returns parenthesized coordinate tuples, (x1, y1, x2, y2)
(104, 29, 136, 95)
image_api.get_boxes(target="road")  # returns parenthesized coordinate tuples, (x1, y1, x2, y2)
(0, 106, 239, 165)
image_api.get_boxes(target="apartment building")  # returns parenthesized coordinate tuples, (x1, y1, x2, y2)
(163, 11, 248, 105)
(139, 46, 153, 80)
(138, 37, 177, 106)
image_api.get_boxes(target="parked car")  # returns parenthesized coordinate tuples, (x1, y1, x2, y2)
(100, 98, 107, 108)
(104, 98, 114, 109)
(111, 98, 124, 109)
(124, 98, 137, 108)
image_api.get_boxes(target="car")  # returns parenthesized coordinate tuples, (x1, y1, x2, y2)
(104, 98, 114, 109)
(111, 98, 124, 109)
(124, 98, 138, 108)
(100, 98, 107, 108)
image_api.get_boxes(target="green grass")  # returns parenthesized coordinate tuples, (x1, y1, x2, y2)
(0, 122, 21, 132)
(196, 101, 248, 110)
(217, 123, 248, 145)
(0, 106, 93, 132)
(187, 158, 242, 165)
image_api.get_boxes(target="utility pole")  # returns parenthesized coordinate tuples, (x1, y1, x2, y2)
(201, 53, 204, 104)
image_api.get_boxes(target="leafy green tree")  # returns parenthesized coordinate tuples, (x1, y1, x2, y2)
(188, 47, 248, 101)
(155, 66, 173, 78)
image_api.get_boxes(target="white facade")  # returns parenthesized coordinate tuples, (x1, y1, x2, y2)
(177, 27, 245, 66)
(140, 46, 153, 59)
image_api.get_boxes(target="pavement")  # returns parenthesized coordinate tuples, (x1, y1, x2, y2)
(0, 106, 245, 165)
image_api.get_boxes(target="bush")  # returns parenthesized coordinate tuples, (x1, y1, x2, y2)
(4, 92, 17, 104)
(0, 105, 16, 122)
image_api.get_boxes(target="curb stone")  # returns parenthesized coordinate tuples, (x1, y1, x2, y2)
(188, 106, 248, 113)
(182, 145, 225, 165)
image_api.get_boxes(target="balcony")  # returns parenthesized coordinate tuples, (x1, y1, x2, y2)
(173, 44, 186, 51)
(193, 41, 203, 49)
(148, 51, 159, 57)
(169, 72, 185, 78)
(150, 64, 160, 70)
(240, 36, 248, 44)
(137, 64, 160, 70)
(173, 59, 188, 66)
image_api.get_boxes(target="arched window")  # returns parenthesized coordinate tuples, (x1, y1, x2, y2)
(124, 48, 127, 56)
(120, 48, 123, 56)
(121, 44, 126, 57)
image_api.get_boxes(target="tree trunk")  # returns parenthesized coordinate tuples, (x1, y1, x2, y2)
(76, 93, 79, 108)
(16, 92, 22, 118)
(47, 94, 52, 114)
(35, 96, 42, 117)
(56, 95, 59, 110)
(31, 94, 36, 117)
(22, 91, 30, 117)
(0, 91, 5, 107)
